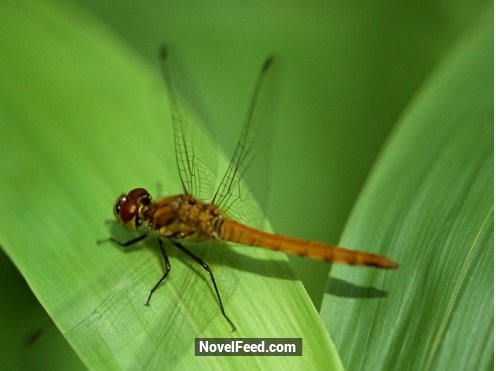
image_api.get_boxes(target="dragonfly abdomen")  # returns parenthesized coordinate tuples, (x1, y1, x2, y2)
(220, 219, 398, 269)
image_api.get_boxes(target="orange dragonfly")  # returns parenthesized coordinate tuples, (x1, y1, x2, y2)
(101, 47, 398, 331)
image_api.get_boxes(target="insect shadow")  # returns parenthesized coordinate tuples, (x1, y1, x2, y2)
(103, 221, 387, 300)
(103, 220, 295, 281)
(326, 277, 388, 299)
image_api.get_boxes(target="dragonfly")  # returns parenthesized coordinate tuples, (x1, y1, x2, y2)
(100, 46, 398, 332)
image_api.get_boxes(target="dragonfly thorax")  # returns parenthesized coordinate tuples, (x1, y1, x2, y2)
(150, 194, 224, 239)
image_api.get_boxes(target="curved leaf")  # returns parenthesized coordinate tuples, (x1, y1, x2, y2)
(0, 0, 340, 369)
(321, 20, 493, 370)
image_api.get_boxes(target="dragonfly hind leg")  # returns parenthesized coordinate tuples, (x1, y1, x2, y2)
(146, 238, 171, 305)
(170, 239, 236, 332)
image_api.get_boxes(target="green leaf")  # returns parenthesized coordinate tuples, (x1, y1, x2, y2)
(0, 0, 340, 369)
(321, 20, 493, 370)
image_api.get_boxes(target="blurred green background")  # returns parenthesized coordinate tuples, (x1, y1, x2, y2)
(0, 0, 491, 369)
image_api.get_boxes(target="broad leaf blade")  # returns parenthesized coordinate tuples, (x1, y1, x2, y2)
(321, 21, 493, 370)
(0, 1, 340, 370)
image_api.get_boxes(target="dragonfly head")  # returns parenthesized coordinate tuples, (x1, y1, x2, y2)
(114, 188, 152, 231)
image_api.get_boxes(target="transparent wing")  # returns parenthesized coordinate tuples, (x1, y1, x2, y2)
(212, 56, 280, 228)
(158, 46, 217, 200)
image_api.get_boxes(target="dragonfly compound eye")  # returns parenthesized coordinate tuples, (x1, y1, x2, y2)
(117, 197, 139, 230)
(128, 188, 152, 206)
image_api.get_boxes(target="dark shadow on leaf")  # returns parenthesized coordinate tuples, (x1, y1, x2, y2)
(174, 241, 296, 281)
(99, 223, 393, 298)
(100, 221, 296, 281)
(326, 277, 388, 299)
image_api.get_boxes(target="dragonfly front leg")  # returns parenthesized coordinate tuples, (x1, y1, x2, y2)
(145, 238, 171, 305)
(170, 239, 236, 332)
(97, 233, 148, 247)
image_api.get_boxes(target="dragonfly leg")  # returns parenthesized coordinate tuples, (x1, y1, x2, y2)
(170, 239, 236, 332)
(145, 238, 171, 305)
(97, 233, 148, 247)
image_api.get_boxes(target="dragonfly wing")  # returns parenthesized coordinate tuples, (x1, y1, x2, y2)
(212, 56, 280, 229)
(159, 46, 217, 200)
